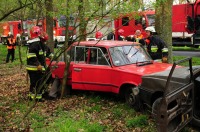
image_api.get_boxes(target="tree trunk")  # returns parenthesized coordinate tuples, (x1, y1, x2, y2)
(45, 0, 54, 53)
(78, 0, 87, 41)
(155, 0, 173, 63)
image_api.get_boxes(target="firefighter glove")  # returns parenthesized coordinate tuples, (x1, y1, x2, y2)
(37, 65, 42, 71)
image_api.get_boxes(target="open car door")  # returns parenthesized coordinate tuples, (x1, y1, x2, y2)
(152, 58, 199, 132)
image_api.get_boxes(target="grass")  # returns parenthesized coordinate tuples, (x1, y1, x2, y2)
(126, 115, 148, 128)
(0, 44, 27, 66)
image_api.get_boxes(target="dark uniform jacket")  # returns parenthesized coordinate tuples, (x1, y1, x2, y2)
(146, 35, 166, 53)
(26, 38, 53, 71)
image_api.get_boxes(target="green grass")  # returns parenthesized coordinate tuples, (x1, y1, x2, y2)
(0, 44, 27, 66)
(173, 46, 200, 51)
(126, 115, 148, 128)
(173, 56, 200, 66)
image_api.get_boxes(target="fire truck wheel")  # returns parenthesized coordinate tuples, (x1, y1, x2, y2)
(125, 87, 142, 111)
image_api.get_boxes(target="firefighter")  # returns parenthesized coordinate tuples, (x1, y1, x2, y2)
(144, 26, 167, 60)
(26, 26, 53, 101)
(6, 34, 16, 63)
(118, 29, 124, 41)
(107, 29, 115, 40)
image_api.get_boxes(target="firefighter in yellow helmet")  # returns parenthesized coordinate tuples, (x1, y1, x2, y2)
(26, 26, 53, 101)
(6, 34, 16, 63)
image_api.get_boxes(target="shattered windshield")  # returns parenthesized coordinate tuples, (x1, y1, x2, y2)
(109, 45, 152, 66)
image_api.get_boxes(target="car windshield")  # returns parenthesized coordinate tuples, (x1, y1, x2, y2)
(109, 44, 152, 66)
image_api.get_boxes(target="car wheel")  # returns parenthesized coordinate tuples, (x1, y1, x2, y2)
(152, 98, 162, 118)
(125, 87, 142, 111)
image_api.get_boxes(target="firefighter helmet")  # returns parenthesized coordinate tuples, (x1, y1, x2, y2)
(145, 26, 156, 33)
(118, 29, 124, 36)
(95, 31, 103, 39)
(39, 32, 48, 41)
(30, 26, 41, 39)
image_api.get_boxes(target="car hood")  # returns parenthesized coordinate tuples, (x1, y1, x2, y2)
(140, 67, 192, 93)
(118, 62, 173, 75)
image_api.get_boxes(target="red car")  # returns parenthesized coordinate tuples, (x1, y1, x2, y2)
(48, 40, 200, 131)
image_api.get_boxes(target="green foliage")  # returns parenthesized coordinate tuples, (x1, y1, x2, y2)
(126, 115, 148, 128)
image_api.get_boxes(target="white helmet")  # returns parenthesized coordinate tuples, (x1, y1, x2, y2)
(145, 26, 156, 33)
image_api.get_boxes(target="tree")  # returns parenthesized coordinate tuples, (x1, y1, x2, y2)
(155, 0, 173, 63)
(45, 0, 54, 52)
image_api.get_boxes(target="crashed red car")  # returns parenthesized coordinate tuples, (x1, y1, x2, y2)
(48, 41, 200, 131)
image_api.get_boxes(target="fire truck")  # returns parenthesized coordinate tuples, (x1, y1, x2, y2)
(0, 16, 76, 45)
(172, 0, 200, 47)
(113, 0, 200, 48)
(114, 10, 155, 39)
(0, 21, 22, 44)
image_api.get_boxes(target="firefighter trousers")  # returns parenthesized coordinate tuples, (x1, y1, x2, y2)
(6, 49, 15, 63)
(28, 70, 45, 95)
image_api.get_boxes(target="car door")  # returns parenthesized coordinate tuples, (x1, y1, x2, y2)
(72, 47, 114, 92)
(153, 58, 195, 132)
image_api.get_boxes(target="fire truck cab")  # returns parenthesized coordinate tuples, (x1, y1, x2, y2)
(114, 10, 155, 40)
(172, 0, 200, 47)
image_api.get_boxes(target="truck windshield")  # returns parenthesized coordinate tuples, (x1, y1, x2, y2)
(146, 14, 155, 26)
(58, 16, 75, 27)
(109, 45, 152, 66)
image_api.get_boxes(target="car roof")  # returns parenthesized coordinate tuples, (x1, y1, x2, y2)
(73, 40, 134, 48)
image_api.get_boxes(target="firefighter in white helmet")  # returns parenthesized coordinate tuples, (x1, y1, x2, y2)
(145, 26, 167, 61)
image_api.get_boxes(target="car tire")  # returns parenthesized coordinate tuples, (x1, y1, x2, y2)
(125, 87, 142, 111)
(152, 97, 162, 117)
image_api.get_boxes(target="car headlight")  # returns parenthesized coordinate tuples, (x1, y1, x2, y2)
(132, 87, 139, 95)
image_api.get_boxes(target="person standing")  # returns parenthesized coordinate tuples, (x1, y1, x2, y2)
(144, 26, 167, 60)
(26, 26, 53, 101)
(6, 34, 16, 63)
(107, 29, 115, 40)
(134, 30, 144, 42)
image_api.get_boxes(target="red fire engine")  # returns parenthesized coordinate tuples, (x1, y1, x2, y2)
(0, 21, 22, 44)
(0, 16, 75, 45)
(114, 10, 155, 39)
(114, 0, 200, 47)
(172, 0, 200, 47)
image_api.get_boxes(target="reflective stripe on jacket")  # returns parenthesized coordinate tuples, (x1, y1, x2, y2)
(7, 38, 16, 49)
(26, 38, 52, 71)
(26, 65, 45, 71)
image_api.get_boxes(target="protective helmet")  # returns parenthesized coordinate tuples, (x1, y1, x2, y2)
(118, 29, 124, 36)
(145, 26, 156, 33)
(39, 32, 48, 41)
(30, 26, 41, 39)
(95, 31, 103, 39)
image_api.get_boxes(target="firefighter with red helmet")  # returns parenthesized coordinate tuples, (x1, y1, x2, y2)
(6, 34, 17, 63)
(118, 29, 124, 41)
(26, 26, 53, 100)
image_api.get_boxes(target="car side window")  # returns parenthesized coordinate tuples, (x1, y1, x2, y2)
(74, 46, 110, 65)
(57, 46, 75, 62)
(75, 46, 87, 63)
(97, 48, 110, 65)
